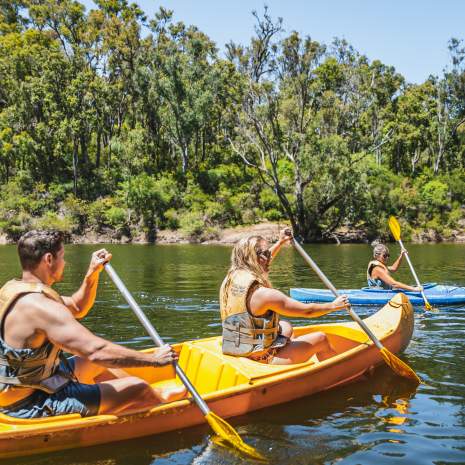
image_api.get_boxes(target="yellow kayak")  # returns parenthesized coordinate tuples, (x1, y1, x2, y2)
(0, 293, 414, 459)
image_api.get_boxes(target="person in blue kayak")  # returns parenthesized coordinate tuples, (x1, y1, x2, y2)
(219, 228, 349, 365)
(367, 244, 422, 292)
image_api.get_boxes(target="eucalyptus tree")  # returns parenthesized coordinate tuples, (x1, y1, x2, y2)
(0, 0, 28, 34)
(226, 11, 397, 240)
(18, 0, 99, 193)
(446, 38, 465, 168)
(388, 82, 433, 174)
(144, 8, 225, 176)
(0, 18, 74, 184)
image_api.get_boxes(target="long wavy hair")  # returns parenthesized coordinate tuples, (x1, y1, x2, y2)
(223, 235, 272, 292)
(220, 235, 272, 315)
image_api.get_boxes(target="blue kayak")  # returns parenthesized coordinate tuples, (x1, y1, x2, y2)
(290, 283, 465, 306)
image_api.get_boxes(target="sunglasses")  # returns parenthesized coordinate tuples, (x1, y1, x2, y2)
(383, 253, 390, 259)
(257, 249, 272, 260)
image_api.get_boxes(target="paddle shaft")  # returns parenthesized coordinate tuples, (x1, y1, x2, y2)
(104, 263, 210, 416)
(397, 239, 430, 304)
(292, 239, 384, 351)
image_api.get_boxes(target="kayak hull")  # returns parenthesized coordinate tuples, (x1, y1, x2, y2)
(0, 294, 414, 459)
(290, 283, 465, 305)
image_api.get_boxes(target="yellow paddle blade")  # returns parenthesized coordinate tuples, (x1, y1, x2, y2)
(388, 216, 401, 241)
(380, 347, 421, 384)
(205, 411, 266, 461)
(424, 300, 439, 313)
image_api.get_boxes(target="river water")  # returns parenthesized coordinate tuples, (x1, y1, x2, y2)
(0, 243, 464, 465)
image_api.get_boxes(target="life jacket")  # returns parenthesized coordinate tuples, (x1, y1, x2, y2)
(366, 260, 392, 290)
(0, 280, 72, 401)
(219, 270, 287, 357)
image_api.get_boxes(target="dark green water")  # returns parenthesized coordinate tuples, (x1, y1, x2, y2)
(1, 243, 465, 465)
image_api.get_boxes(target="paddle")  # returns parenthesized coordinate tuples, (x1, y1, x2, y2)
(104, 263, 264, 461)
(291, 238, 421, 384)
(388, 216, 438, 312)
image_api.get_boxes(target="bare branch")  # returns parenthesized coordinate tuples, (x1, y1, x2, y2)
(228, 137, 261, 170)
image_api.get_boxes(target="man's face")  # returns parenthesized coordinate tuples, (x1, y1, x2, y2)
(49, 245, 66, 283)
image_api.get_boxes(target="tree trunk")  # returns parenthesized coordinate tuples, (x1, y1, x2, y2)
(96, 130, 101, 169)
(73, 138, 79, 195)
(181, 145, 188, 174)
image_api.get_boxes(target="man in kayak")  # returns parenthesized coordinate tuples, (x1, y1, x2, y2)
(367, 244, 422, 292)
(0, 230, 186, 419)
(219, 229, 349, 365)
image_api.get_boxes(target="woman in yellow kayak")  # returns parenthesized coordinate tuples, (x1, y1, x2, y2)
(367, 244, 422, 292)
(219, 229, 348, 365)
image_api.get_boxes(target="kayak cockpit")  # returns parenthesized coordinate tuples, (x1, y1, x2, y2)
(0, 294, 412, 460)
(151, 324, 370, 396)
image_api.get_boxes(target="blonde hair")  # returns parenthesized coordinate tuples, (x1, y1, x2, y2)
(221, 235, 271, 308)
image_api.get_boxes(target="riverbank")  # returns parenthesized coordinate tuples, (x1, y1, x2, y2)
(2, 221, 464, 245)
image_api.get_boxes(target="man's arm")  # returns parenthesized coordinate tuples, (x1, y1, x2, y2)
(249, 287, 349, 319)
(32, 295, 177, 368)
(62, 249, 112, 319)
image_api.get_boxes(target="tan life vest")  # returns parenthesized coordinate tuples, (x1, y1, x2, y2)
(0, 280, 72, 398)
(219, 270, 287, 357)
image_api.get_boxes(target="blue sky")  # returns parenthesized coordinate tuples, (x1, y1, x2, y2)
(79, 0, 464, 83)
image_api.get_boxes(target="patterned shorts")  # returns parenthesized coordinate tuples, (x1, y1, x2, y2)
(0, 358, 101, 419)
(248, 348, 279, 364)
(248, 335, 290, 364)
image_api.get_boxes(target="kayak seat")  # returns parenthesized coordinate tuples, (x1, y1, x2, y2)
(177, 337, 320, 393)
(176, 321, 376, 394)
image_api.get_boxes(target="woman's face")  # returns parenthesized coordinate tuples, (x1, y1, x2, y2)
(377, 250, 390, 264)
(256, 239, 271, 273)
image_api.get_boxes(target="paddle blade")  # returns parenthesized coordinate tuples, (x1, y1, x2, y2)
(380, 347, 421, 384)
(205, 411, 266, 461)
(423, 300, 439, 313)
(388, 216, 401, 241)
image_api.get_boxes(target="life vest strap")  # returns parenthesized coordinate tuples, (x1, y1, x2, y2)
(0, 355, 51, 368)
(222, 322, 278, 335)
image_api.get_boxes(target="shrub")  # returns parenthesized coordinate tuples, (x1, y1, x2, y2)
(88, 198, 111, 230)
(264, 208, 283, 221)
(420, 180, 449, 213)
(260, 187, 284, 214)
(62, 194, 89, 230)
(179, 211, 204, 238)
(241, 208, 261, 225)
(124, 174, 179, 229)
(34, 212, 75, 234)
(0, 212, 32, 240)
(425, 215, 444, 234)
(164, 208, 180, 229)
(104, 206, 128, 230)
(446, 207, 464, 228)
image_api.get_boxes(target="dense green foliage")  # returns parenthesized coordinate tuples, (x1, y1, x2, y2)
(0, 2, 464, 242)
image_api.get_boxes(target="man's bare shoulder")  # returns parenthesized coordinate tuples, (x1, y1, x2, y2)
(14, 292, 73, 323)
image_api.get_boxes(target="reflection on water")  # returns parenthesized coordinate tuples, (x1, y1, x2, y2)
(0, 243, 465, 465)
